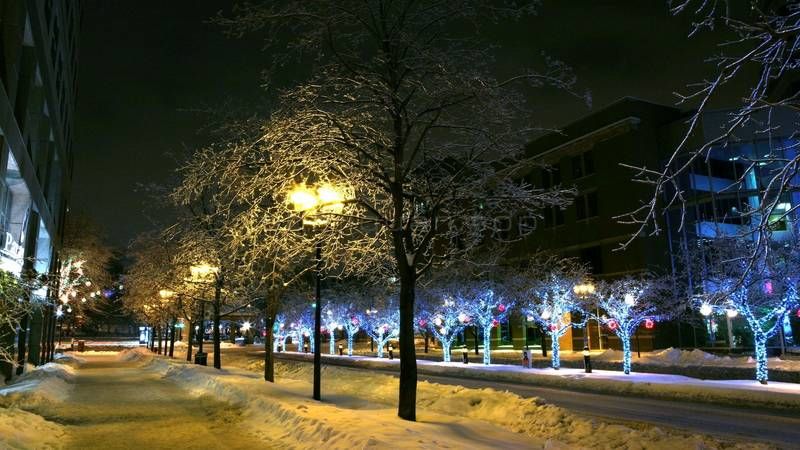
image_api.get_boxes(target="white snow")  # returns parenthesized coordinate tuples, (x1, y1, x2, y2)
(0, 357, 76, 449)
(0, 407, 66, 449)
(269, 351, 800, 410)
(124, 349, 770, 449)
(592, 347, 800, 372)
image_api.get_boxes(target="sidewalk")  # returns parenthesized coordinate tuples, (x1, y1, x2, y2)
(274, 351, 800, 410)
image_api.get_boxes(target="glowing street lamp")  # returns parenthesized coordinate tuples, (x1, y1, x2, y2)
(573, 282, 596, 366)
(287, 181, 346, 402)
(189, 263, 219, 366)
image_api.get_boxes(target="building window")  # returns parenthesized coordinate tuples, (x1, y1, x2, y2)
(542, 206, 565, 228)
(541, 165, 561, 189)
(571, 151, 595, 179)
(575, 191, 599, 220)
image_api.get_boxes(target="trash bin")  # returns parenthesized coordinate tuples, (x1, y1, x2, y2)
(194, 351, 208, 366)
(77, 340, 85, 352)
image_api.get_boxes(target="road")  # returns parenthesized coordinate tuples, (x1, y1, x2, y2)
(43, 355, 268, 450)
(257, 351, 800, 448)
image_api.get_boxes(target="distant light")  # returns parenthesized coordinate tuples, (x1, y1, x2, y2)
(726, 308, 739, 318)
(240, 321, 252, 332)
(84, 281, 92, 287)
(624, 294, 636, 306)
(700, 303, 713, 316)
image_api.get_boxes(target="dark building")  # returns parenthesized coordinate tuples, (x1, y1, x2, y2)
(491, 97, 799, 354)
(0, 0, 79, 380)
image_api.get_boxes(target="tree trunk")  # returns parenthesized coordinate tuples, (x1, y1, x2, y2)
(754, 332, 769, 384)
(169, 318, 176, 358)
(482, 326, 492, 365)
(16, 311, 30, 375)
(550, 330, 560, 369)
(213, 278, 222, 369)
(186, 317, 194, 362)
(397, 263, 417, 421)
(622, 333, 632, 375)
(264, 299, 278, 383)
(473, 326, 479, 355)
(157, 326, 162, 354)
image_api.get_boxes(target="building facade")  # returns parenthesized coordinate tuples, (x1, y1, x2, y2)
(491, 97, 799, 354)
(0, 0, 78, 380)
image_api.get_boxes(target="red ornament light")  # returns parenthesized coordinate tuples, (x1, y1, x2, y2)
(418, 319, 427, 328)
(497, 304, 506, 313)
(351, 317, 359, 326)
(796, 309, 800, 318)
(644, 318, 654, 329)
(607, 320, 618, 330)
(548, 324, 557, 331)
(491, 319, 500, 328)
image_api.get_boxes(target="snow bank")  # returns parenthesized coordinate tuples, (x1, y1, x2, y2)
(593, 347, 800, 372)
(148, 360, 536, 449)
(223, 356, 767, 449)
(0, 362, 76, 408)
(0, 407, 65, 449)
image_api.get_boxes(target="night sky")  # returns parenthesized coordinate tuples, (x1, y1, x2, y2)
(73, 1, 740, 248)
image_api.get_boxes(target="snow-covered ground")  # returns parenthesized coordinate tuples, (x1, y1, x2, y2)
(0, 355, 78, 449)
(265, 350, 800, 410)
(155, 349, 769, 449)
(586, 347, 800, 372)
(0, 348, 782, 448)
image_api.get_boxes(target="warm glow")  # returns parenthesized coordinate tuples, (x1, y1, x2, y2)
(190, 263, 218, 281)
(159, 289, 175, 299)
(573, 283, 595, 296)
(288, 183, 319, 212)
(287, 182, 346, 225)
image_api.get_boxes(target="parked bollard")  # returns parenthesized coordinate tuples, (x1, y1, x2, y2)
(583, 346, 592, 373)
(522, 349, 531, 368)
(303, 344, 309, 353)
(338, 344, 344, 356)
(388, 345, 394, 360)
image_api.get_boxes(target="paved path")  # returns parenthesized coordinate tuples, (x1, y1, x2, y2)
(46, 355, 265, 450)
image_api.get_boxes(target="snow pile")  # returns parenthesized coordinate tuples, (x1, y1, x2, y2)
(0, 362, 76, 408)
(591, 347, 800, 371)
(148, 358, 534, 449)
(0, 407, 65, 449)
(53, 352, 86, 367)
(230, 358, 767, 449)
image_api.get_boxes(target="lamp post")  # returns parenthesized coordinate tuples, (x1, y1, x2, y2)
(190, 263, 218, 366)
(573, 282, 595, 373)
(288, 182, 345, 401)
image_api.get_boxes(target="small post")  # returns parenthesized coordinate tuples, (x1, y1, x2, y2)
(462, 351, 469, 364)
(388, 344, 394, 360)
(338, 343, 343, 356)
(583, 346, 592, 373)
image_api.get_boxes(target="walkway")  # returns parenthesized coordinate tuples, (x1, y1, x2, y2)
(46, 355, 265, 450)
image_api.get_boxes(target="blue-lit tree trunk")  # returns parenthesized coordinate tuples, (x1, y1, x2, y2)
(620, 331, 632, 374)
(481, 326, 492, 365)
(329, 331, 336, 355)
(550, 330, 560, 369)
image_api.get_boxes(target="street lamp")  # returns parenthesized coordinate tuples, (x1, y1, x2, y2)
(189, 263, 218, 366)
(287, 182, 344, 401)
(573, 282, 595, 373)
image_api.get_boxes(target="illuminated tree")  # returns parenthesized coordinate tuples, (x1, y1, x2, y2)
(363, 301, 400, 358)
(219, 0, 581, 421)
(517, 261, 589, 370)
(272, 314, 287, 352)
(595, 276, 674, 375)
(461, 287, 512, 365)
(419, 289, 470, 363)
(322, 303, 349, 355)
(693, 238, 800, 384)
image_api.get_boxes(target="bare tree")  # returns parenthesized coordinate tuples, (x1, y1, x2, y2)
(218, 0, 581, 421)
(620, 1, 800, 268)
